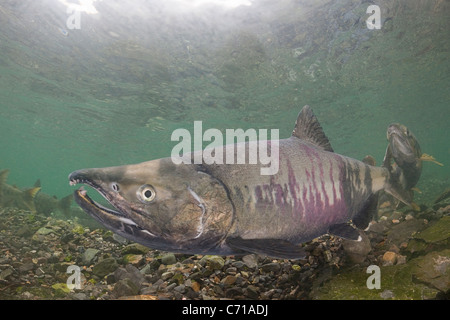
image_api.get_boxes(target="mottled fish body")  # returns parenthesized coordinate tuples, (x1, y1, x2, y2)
(203, 137, 387, 243)
(69, 106, 413, 258)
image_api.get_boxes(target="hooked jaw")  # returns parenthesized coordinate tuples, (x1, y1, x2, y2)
(68, 169, 159, 242)
(68, 169, 126, 218)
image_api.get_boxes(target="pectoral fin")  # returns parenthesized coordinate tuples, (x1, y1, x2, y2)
(226, 237, 306, 259)
(328, 223, 361, 241)
(419, 153, 443, 166)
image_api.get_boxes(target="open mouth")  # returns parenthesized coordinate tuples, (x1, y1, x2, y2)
(68, 171, 156, 238)
(72, 186, 127, 218)
(69, 171, 124, 216)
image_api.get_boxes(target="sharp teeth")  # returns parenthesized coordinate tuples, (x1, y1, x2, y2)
(118, 216, 138, 226)
(69, 179, 80, 186)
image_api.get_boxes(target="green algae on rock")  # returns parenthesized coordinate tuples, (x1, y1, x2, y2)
(414, 216, 450, 244)
(92, 258, 119, 279)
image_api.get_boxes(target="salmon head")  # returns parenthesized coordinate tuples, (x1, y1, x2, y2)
(68, 158, 234, 254)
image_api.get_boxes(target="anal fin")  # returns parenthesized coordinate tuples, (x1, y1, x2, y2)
(352, 193, 378, 230)
(328, 223, 361, 241)
(226, 237, 306, 259)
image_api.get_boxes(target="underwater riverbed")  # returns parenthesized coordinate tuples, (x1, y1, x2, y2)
(0, 190, 449, 300)
(0, 0, 449, 301)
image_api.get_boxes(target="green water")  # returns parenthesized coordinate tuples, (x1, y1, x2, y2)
(0, 0, 449, 204)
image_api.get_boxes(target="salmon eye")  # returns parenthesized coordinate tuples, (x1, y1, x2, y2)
(137, 185, 156, 203)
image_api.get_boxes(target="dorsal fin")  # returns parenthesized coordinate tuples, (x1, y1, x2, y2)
(292, 105, 334, 152)
(362, 155, 376, 166)
(34, 179, 41, 188)
(25, 187, 41, 200)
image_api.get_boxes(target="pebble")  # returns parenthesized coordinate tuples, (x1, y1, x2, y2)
(0, 268, 13, 280)
(199, 255, 225, 270)
(35, 227, 54, 236)
(225, 267, 237, 275)
(113, 279, 140, 297)
(396, 254, 407, 265)
(221, 275, 237, 286)
(190, 281, 201, 292)
(81, 248, 99, 265)
(18, 262, 34, 273)
(342, 232, 371, 264)
(174, 284, 185, 293)
(260, 262, 281, 273)
(232, 261, 245, 269)
(35, 267, 45, 277)
(161, 253, 177, 265)
(380, 289, 395, 299)
(245, 285, 260, 299)
(122, 254, 144, 267)
(382, 251, 397, 266)
(242, 254, 258, 269)
(92, 258, 118, 278)
(121, 243, 150, 255)
(115, 265, 145, 287)
(161, 271, 174, 281)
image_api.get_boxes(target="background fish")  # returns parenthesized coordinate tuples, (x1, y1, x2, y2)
(0, 169, 40, 213)
(382, 123, 443, 210)
(0, 169, 72, 215)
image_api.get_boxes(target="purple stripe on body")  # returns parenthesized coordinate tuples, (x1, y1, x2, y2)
(300, 145, 349, 227)
(287, 159, 303, 220)
(252, 143, 351, 231)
